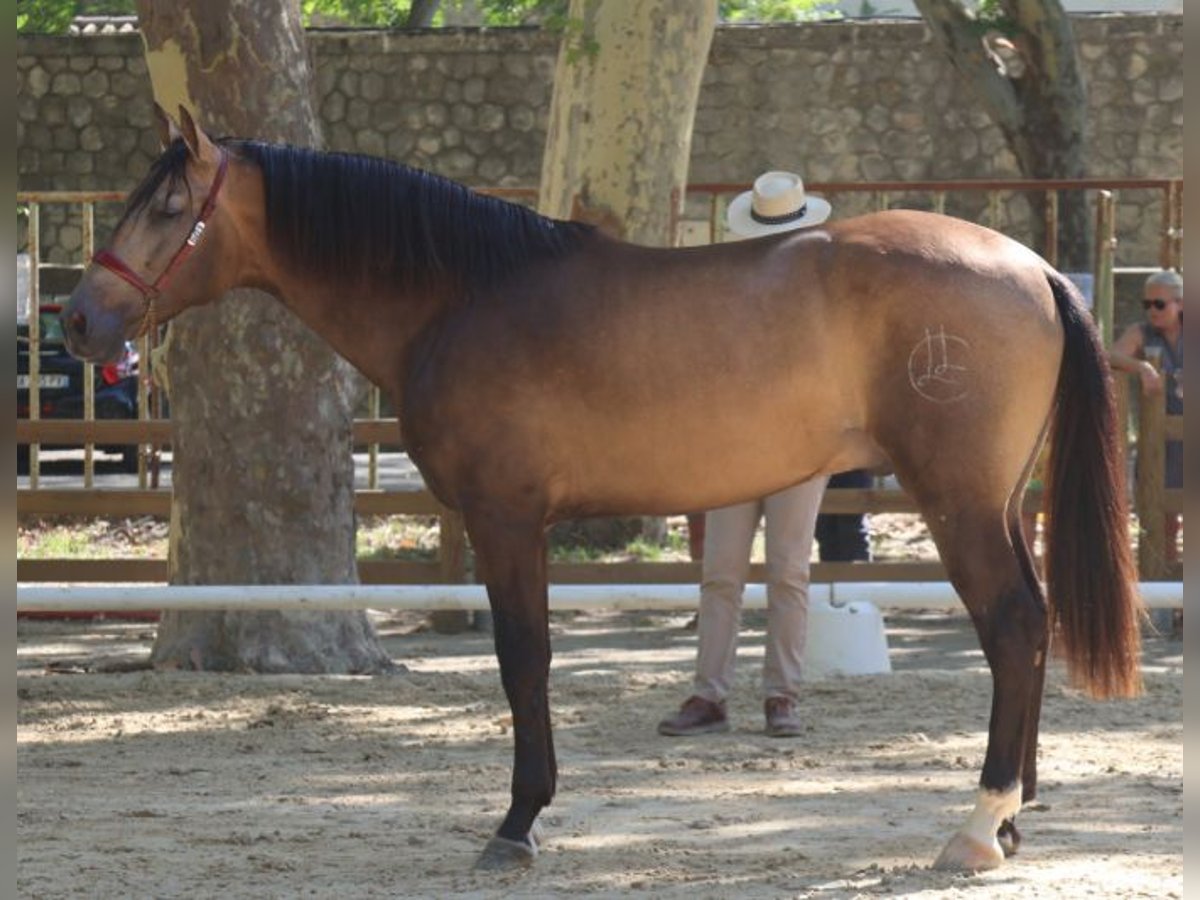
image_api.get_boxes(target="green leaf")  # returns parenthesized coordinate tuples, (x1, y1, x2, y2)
(719, 0, 833, 23)
(17, 0, 80, 34)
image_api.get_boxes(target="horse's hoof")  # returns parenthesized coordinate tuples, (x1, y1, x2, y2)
(932, 831, 1005, 872)
(475, 828, 540, 871)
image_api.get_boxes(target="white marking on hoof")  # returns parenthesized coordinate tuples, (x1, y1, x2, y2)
(933, 831, 1004, 872)
(934, 784, 1022, 872)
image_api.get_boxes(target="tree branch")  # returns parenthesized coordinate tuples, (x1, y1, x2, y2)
(917, 0, 1091, 266)
(1006, 0, 1082, 85)
(1002, 0, 1086, 163)
(912, 0, 1024, 139)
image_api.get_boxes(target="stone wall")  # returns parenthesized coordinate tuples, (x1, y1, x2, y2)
(17, 14, 1182, 267)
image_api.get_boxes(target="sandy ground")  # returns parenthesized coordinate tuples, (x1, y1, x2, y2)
(17, 610, 1182, 899)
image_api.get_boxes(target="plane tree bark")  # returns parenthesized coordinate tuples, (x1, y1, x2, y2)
(136, 0, 394, 673)
(537, 0, 717, 549)
(539, 0, 716, 245)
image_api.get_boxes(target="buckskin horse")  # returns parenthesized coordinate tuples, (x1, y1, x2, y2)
(64, 106, 1143, 872)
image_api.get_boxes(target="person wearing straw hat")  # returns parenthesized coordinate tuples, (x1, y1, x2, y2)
(659, 171, 832, 739)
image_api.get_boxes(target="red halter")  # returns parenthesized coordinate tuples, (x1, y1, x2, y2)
(93, 147, 229, 336)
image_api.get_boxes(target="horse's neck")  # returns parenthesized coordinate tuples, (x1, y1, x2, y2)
(265, 269, 449, 394)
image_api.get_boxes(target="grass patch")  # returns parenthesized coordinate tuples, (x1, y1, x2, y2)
(355, 515, 440, 562)
(16, 514, 699, 564)
(17, 513, 947, 565)
(18, 517, 169, 559)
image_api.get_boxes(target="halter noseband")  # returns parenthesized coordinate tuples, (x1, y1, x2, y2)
(93, 147, 229, 338)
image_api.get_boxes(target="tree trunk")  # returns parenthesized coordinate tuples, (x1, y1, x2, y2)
(915, 0, 1091, 269)
(539, 0, 716, 245)
(538, 0, 716, 548)
(406, 0, 440, 28)
(137, 0, 394, 673)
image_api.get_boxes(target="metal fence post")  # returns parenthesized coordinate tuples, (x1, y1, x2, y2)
(1092, 190, 1116, 345)
(367, 386, 381, 489)
(1159, 180, 1182, 271)
(1171, 181, 1183, 270)
(1135, 358, 1168, 580)
(1043, 189, 1059, 268)
(82, 202, 96, 487)
(1114, 376, 1131, 477)
(987, 191, 1002, 230)
(27, 203, 41, 490)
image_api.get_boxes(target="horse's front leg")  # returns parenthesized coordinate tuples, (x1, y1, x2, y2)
(464, 506, 555, 870)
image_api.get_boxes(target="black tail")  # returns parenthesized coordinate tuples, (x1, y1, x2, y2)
(1043, 270, 1143, 698)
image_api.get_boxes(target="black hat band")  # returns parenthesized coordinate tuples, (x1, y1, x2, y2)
(750, 203, 808, 226)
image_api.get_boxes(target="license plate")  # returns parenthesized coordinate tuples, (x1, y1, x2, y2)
(16, 374, 69, 390)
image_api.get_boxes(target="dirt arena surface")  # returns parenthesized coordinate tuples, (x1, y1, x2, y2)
(17, 609, 1182, 899)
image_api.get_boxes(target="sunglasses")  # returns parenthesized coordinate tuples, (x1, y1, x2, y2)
(1143, 298, 1171, 311)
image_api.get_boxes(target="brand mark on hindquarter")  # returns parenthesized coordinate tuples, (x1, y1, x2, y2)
(908, 326, 971, 403)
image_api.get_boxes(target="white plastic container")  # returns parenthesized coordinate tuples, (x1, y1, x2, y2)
(804, 597, 892, 679)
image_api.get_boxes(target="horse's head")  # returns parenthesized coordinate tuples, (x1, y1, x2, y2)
(64, 104, 239, 362)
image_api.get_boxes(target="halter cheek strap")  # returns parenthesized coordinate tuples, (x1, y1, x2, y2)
(93, 147, 229, 337)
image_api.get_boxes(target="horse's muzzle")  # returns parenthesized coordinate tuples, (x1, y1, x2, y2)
(61, 290, 127, 364)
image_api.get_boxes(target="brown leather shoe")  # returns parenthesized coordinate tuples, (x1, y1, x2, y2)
(764, 696, 803, 737)
(657, 695, 729, 736)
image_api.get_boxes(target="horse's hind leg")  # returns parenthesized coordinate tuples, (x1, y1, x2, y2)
(915, 501, 1048, 872)
(994, 500, 1049, 858)
(463, 505, 556, 870)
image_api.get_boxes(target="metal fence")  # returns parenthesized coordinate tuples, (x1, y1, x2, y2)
(16, 177, 1183, 586)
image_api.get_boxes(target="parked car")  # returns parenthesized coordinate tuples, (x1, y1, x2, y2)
(17, 302, 142, 472)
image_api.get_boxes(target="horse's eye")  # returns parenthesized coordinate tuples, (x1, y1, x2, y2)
(162, 193, 187, 217)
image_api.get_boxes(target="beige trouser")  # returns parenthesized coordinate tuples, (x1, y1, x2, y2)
(693, 477, 828, 703)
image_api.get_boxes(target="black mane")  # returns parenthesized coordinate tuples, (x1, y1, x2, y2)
(232, 140, 593, 294)
(123, 138, 594, 295)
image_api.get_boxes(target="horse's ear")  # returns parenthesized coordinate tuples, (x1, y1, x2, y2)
(153, 102, 180, 151)
(177, 104, 218, 164)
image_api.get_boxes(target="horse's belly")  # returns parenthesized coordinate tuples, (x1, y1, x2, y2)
(555, 413, 878, 518)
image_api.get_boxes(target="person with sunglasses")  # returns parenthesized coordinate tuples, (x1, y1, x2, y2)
(1109, 270, 1183, 573)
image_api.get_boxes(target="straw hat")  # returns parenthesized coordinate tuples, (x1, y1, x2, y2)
(726, 170, 831, 238)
